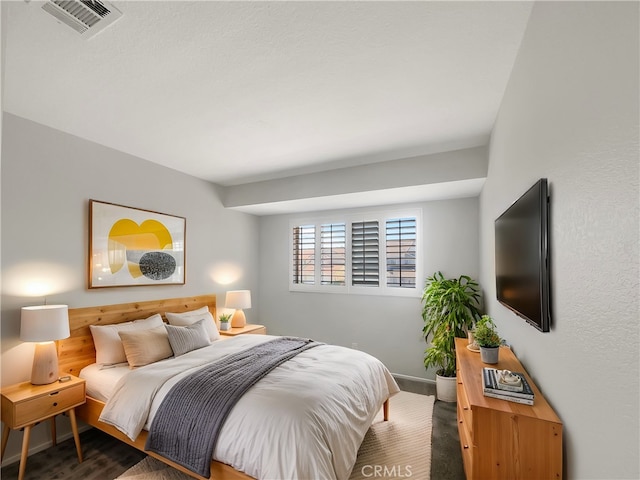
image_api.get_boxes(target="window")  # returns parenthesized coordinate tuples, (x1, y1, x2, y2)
(292, 225, 315, 285)
(321, 223, 346, 285)
(290, 210, 421, 297)
(385, 217, 417, 288)
(351, 220, 379, 287)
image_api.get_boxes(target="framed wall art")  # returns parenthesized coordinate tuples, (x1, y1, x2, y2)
(88, 200, 186, 288)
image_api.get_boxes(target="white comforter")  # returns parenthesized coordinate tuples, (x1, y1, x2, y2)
(98, 335, 399, 480)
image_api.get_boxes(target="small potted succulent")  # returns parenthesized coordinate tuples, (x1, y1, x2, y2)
(219, 313, 232, 331)
(473, 315, 501, 364)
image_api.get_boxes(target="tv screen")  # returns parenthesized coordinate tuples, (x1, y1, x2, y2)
(495, 178, 551, 332)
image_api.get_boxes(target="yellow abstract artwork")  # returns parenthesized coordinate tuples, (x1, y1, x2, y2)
(89, 201, 185, 288)
(108, 218, 175, 279)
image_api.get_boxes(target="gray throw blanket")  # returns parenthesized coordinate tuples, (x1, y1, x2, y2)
(145, 337, 321, 477)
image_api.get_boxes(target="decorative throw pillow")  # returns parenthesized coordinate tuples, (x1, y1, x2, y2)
(165, 319, 211, 356)
(118, 325, 173, 368)
(165, 307, 220, 342)
(90, 314, 164, 365)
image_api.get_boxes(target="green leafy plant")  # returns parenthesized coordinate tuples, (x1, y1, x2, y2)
(473, 315, 501, 347)
(422, 272, 482, 377)
(219, 313, 232, 323)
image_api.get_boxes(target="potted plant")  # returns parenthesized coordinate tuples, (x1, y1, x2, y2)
(219, 313, 232, 331)
(422, 271, 482, 402)
(473, 315, 501, 364)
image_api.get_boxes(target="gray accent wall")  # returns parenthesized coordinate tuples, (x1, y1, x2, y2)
(258, 197, 479, 379)
(1, 114, 260, 462)
(479, 3, 639, 479)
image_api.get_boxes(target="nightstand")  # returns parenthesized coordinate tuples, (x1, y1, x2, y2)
(219, 324, 267, 337)
(1, 375, 86, 480)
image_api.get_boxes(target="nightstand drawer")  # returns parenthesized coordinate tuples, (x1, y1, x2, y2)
(8, 384, 85, 428)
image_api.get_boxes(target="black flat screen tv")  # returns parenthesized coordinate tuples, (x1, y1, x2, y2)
(495, 178, 551, 332)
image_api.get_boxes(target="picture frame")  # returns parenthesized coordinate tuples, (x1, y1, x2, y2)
(88, 200, 186, 288)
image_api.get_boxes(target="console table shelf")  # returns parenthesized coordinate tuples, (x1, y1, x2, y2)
(455, 338, 562, 480)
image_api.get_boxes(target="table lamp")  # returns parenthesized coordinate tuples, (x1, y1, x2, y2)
(20, 305, 70, 385)
(225, 290, 251, 328)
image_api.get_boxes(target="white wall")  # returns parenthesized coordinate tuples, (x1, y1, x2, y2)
(224, 146, 487, 209)
(259, 197, 479, 379)
(1, 113, 260, 462)
(480, 3, 639, 479)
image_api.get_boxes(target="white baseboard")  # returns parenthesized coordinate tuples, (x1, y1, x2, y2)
(392, 372, 435, 385)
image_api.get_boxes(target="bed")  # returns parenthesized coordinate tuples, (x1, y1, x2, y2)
(58, 295, 399, 480)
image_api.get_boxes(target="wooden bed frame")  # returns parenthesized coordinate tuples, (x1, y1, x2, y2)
(58, 294, 247, 480)
(58, 294, 389, 480)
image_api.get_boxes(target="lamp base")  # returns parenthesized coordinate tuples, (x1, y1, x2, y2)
(231, 309, 246, 328)
(31, 342, 59, 385)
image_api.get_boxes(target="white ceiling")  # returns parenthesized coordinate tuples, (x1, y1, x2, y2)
(2, 1, 533, 196)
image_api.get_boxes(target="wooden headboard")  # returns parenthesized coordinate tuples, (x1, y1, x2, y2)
(58, 294, 217, 377)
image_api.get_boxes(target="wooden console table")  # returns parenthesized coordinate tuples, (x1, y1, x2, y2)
(455, 338, 562, 479)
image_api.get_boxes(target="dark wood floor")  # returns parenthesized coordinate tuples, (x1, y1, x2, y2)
(1, 380, 465, 480)
(0, 427, 146, 480)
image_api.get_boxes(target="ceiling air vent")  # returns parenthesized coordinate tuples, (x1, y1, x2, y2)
(41, 0, 123, 39)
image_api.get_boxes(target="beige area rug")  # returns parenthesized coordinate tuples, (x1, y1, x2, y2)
(116, 391, 434, 480)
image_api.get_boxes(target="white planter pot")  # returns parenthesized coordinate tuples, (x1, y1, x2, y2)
(435, 373, 457, 403)
(480, 346, 499, 364)
(220, 322, 231, 331)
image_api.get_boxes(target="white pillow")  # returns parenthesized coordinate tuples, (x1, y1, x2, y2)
(165, 319, 211, 356)
(118, 325, 173, 368)
(90, 314, 164, 365)
(165, 307, 220, 342)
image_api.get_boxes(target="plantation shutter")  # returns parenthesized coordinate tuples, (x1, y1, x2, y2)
(386, 217, 417, 288)
(292, 225, 315, 285)
(351, 220, 379, 287)
(320, 223, 346, 285)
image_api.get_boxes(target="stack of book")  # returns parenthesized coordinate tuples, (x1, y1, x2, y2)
(482, 368, 535, 405)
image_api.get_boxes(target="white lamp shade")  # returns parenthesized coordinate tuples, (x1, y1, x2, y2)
(225, 290, 251, 328)
(20, 305, 70, 342)
(225, 290, 251, 310)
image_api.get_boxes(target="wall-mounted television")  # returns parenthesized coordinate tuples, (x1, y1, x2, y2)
(495, 178, 551, 332)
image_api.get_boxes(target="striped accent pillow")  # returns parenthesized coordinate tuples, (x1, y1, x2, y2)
(165, 319, 211, 356)
(165, 308, 220, 342)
